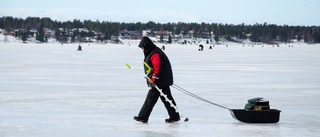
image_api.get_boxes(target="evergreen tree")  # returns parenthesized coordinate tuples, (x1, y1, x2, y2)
(21, 31, 28, 43)
(36, 21, 45, 42)
(160, 34, 164, 42)
(168, 35, 172, 44)
(45, 34, 48, 42)
(214, 34, 219, 43)
(54, 28, 61, 42)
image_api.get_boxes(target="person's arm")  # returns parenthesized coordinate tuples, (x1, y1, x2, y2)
(150, 53, 160, 83)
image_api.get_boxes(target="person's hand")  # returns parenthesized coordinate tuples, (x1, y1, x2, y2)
(149, 80, 156, 87)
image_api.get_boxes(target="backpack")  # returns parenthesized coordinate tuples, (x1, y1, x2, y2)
(245, 97, 270, 111)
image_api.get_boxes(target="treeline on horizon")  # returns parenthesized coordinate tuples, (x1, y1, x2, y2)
(1, 16, 320, 43)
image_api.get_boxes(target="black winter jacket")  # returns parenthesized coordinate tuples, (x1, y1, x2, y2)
(144, 47, 173, 89)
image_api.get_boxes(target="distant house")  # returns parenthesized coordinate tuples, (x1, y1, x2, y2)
(44, 28, 54, 37)
(155, 30, 171, 41)
(120, 29, 141, 39)
(142, 30, 172, 41)
(29, 28, 37, 38)
(179, 30, 194, 39)
(199, 32, 211, 39)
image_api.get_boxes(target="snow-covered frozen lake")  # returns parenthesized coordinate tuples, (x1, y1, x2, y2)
(1, 42, 320, 137)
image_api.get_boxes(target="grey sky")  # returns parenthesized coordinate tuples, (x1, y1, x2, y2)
(0, 0, 319, 26)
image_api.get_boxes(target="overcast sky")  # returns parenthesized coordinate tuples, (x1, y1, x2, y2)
(0, 0, 319, 26)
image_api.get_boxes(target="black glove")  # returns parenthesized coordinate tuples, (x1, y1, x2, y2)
(148, 81, 155, 87)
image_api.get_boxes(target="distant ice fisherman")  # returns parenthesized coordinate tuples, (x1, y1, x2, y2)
(77, 45, 82, 51)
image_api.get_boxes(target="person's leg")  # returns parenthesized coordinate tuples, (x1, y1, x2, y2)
(136, 88, 160, 121)
(160, 86, 180, 120)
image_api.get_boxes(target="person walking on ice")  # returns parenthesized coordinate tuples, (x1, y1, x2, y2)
(134, 37, 180, 123)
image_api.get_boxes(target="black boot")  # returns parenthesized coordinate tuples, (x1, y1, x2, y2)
(165, 117, 180, 123)
(134, 116, 148, 123)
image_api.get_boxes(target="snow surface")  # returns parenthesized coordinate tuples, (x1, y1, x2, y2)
(1, 41, 320, 137)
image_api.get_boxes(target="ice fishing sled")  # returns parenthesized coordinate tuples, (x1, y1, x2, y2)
(168, 84, 282, 123)
(230, 98, 281, 123)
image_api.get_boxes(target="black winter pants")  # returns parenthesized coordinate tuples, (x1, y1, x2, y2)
(138, 86, 180, 120)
